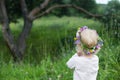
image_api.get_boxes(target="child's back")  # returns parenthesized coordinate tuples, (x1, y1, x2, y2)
(67, 53, 99, 80)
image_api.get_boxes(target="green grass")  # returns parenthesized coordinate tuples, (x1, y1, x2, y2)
(0, 16, 101, 62)
(0, 16, 120, 80)
(0, 51, 73, 80)
(0, 44, 120, 80)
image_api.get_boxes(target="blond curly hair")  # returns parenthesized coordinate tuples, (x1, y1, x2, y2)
(80, 29, 98, 48)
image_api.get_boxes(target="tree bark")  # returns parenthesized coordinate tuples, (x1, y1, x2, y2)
(16, 0, 32, 56)
(29, 0, 50, 20)
(17, 19, 33, 55)
(0, 0, 22, 61)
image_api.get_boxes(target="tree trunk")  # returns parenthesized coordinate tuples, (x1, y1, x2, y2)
(0, 0, 33, 62)
(0, 0, 22, 61)
(17, 18, 33, 56)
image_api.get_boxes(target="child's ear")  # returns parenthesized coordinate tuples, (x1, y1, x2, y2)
(77, 51, 83, 56)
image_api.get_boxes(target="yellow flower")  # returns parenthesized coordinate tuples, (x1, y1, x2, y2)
(89, 49, 94, 53)
(78, 27, 80, 30)
(74, 37, 77, 40)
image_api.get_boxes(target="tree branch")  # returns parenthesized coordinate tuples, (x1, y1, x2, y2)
(20, 0, 28, 18)
(33, 4, 102, 20)
(72, 5, 102, 18)
(28, 0, 51, 19)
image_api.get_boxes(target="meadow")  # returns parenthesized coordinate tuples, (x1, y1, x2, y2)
(0, 16, 120, 80)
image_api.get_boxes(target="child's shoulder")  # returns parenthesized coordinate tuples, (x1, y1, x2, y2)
(92, 55, 99, 61)
(83, 54, 99, 60)
(72, 53, 78, 57)
(93, 55, 98, 58)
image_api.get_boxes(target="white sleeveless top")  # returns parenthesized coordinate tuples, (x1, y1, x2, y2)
(66, 53, 99, 80)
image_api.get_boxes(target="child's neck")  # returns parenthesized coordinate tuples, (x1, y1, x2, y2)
(84, 54, 94, 58)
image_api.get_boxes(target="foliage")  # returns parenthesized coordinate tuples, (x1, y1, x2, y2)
(5, 0, 97, 22)
(6, 0, 21, 22)
(96, 4, 107, 14)
(107, 0, 120, 14)
(101, 0, 120, 40)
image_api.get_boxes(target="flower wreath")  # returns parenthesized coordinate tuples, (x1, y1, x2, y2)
(74, 26, 103, 55)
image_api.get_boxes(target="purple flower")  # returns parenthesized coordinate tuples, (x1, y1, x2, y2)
(80, 26, 88, 32)
(74, 39, 81, 44)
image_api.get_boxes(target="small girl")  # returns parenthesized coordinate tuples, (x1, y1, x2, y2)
(66, 26, 103, 80)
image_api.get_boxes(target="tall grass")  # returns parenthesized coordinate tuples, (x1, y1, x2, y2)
(0, 16, 120, 80)
(0, 16, 101, 62)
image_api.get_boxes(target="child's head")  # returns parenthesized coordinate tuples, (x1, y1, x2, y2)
(74, 26, 103, 55)
(80, 29, 98, 48)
